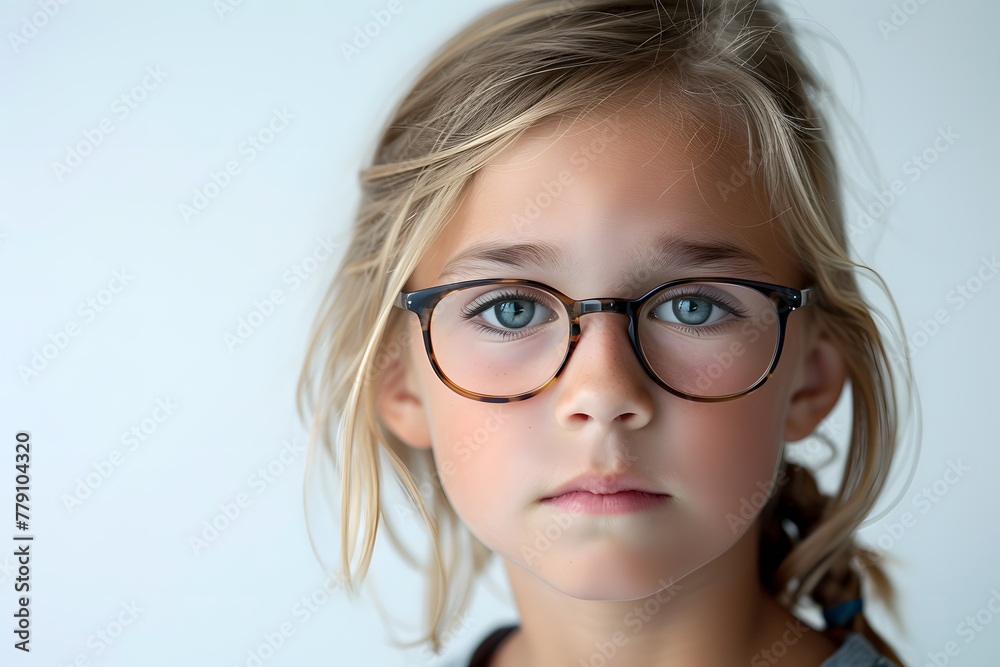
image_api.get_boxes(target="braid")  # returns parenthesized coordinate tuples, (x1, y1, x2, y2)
(759, 459, 906, 666)
(759, 460, 827, 593)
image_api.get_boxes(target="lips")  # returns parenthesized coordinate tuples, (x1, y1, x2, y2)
(540, 472, 666, 501)
(540, 489, 671, 514)
(538, 472, 672, 516)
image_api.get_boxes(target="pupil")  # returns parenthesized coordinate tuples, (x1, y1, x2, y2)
(674, 298, 711, 325)
(496, 301, 533, 328)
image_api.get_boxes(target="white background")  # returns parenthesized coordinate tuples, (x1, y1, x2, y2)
(1, 1, 997, 666)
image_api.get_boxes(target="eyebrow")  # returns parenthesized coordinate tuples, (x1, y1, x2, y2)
(437, 232, 774, 292)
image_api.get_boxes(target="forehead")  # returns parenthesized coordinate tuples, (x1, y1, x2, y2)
(409, 102, 803, 294)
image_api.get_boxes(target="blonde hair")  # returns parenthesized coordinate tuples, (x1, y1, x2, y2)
(296, 1, 917, 662)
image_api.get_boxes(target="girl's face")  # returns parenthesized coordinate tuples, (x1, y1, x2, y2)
(381, 104, 825, 600)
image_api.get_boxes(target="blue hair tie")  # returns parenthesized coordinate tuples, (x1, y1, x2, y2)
(823, 598, 863, 628)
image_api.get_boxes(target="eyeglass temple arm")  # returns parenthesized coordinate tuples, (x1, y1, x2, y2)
(797, 287, 814, 309)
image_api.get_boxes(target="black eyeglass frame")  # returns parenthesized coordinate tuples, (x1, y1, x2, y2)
(392, 277, 814, 404)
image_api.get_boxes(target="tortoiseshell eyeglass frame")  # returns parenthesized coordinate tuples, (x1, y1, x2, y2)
(392, 277, 814, 404)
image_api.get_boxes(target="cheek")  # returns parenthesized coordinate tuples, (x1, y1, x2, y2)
(668, 381, 789, 530)
(674, 325, 803, 530)
(424, 386, 525, 543)
(425, 392, 558, 553)
(406, 321, 519, 543)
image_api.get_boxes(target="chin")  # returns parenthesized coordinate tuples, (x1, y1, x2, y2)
(509, 537, 728, 601)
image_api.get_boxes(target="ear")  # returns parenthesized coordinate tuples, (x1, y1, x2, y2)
(783, 319, 848, 443)
(374, 338, 433, 450)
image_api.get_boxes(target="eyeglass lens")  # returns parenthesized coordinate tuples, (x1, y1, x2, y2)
(428, 281, 781, 399)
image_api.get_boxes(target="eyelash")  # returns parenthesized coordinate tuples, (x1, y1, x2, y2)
(459, 286, 749, 340)
(652, 286, 749, 315)
(650, 287, 749, 337)
(459, 290, 554, 340)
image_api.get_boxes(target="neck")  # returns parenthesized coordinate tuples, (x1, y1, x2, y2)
(494, 525, 828, 667)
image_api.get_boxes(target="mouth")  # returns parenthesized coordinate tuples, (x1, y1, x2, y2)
(540, 490, 672, 514)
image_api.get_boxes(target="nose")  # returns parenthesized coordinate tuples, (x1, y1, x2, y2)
(553, 311, 655, 429)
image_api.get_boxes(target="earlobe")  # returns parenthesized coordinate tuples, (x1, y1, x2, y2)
(374, 348, 434, 450)
(783, 321, 848, 443)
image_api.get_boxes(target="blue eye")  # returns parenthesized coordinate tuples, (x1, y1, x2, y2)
(648, 286, 749, 331)
(656, 297, 724, 326)
(459, 289, 559, 339)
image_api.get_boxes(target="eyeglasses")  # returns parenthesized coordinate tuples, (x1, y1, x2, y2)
(392, 277, 814, 403)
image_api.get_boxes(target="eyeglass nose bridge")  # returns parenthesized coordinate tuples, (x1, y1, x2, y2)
(567, 297, 641, 346)
(574, 298, 631, 316)
(563, 297, 650, 382)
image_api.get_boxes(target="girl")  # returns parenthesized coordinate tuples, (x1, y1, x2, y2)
(297, 1, 916, 665)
